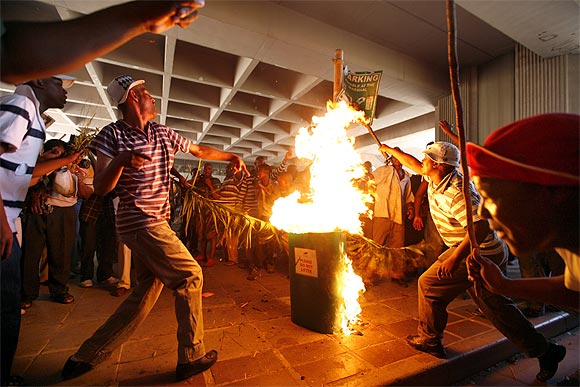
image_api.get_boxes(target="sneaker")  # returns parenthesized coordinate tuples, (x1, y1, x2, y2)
(406, 334, 447, 359)
(194, 254, 204, 262)
(175, 350, 218, 381)
(204, 259, 215, 267)
(80, 279, 93, 288)
(537, 343, 566, 382)
(247, 267, 260, 281)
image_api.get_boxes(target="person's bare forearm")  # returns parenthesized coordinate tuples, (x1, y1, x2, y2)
(190, 144, 238, 162)
(378, 144, 422, 174)
(498, 276, 579, 309)
(94, 157, 124, 196)
(2, 1, 204, 84)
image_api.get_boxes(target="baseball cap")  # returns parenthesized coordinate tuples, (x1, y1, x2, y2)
(107, 75, 145, 105)
(467, 113, 580, 186)
(53, 74, 75, 89)
(422, 141, 460, 167)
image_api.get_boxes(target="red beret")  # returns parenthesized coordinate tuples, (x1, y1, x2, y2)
(466, 113, 580, 186)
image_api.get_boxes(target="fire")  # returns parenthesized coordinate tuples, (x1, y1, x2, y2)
(271, 101, 368, 336)
(270, 101, 372, 234)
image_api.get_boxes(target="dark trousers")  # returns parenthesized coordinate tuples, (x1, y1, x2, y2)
(21, 206, 76, 299)
(80, 216, 117, 282)
(1, 235, 21, 385)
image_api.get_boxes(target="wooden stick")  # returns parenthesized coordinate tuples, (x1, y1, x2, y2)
(333, 49, 343, 102)
(446, 0, 480, 293)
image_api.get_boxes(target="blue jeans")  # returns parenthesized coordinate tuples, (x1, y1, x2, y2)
(417, 243, 548, 358)
(74, 222, 206, 365)
(1, 235, 21, 385)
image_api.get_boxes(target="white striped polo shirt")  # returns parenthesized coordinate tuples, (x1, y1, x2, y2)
(89, 120, 191, 234)
(427, 169, 505, 257)
(0, 85, 46, 232)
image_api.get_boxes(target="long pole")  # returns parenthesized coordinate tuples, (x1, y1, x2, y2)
(333, 49, 343, 102)
(446, 0, 479, 285)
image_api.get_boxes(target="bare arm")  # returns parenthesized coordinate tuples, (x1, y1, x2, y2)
(32, 150, 82, 178)
(1, 1, 205, 84)
(438, 120, 459, 145)
(438, 219, 490, 279)
(188, 144, 249, 175)
(93, 150, 149, 196)
(468, 254, 579, 309)
(378, 144, 423, 175)
(413, 179, 428, 231)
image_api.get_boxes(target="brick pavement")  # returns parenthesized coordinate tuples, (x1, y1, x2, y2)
(13, 259, 578, 386)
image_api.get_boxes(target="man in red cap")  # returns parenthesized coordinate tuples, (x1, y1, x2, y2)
(379, 136, 567, 382)
(466, 113, 578, 315)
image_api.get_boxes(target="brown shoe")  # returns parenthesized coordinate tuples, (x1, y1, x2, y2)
(406, 334, 447, 359)
(110, 287, 129, 297)
(176, 350, 218, 381)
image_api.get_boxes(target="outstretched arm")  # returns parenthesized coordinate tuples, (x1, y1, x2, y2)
(378, 144, 423, 175)
(188, 144, 249, 176)
(2, 1, 205, 84)
(467, 253, 579, 309)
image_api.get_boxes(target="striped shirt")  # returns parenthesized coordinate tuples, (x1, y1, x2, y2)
(0, 85, 46, 232)
(427, 169, 504, 256)
(216, 174, 248, 210)
(89, 120, 191, 234)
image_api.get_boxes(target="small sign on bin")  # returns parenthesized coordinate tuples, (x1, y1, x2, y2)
(294, 248, 318, 278)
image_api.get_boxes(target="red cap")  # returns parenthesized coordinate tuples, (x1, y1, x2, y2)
(467, 113, 580, 186)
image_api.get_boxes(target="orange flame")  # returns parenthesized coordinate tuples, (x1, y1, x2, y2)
(271, 101, 367, 335)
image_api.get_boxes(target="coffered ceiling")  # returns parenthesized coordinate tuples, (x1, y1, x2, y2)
(1, 1, 577, 170)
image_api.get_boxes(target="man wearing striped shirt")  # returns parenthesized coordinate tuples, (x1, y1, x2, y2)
(379, 141, 562, 381)
(0, 75, 73, 386)
(62, 75, 249, 382)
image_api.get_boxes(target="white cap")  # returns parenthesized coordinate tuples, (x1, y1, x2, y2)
(53, 74, 75, 89)
(107, 75, 145, 105)
(422, 141, 460, 167)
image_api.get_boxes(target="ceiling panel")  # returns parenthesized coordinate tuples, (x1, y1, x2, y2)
(3, 0, 574, 169)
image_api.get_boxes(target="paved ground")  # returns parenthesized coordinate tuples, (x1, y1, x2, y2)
(14, 258, 579, 386)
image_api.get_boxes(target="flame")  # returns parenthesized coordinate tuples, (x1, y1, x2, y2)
(271, 101, 367, 336)
(336, 249, 365, 335)
(270, 101, 373, 234)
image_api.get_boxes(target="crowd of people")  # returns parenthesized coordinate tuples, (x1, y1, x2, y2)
(1, 1, 578, 386)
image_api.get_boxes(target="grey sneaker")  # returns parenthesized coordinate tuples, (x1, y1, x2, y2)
(406, 334, 447, 359)
(175, 350, 218, 381)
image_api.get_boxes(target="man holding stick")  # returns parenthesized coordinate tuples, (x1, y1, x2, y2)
(466, 114, 578, 310)
(378, 141, 566, 382)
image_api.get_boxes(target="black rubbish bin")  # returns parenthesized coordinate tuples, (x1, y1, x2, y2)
(288, 231, 346, 334)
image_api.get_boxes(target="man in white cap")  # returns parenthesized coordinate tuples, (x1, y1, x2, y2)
(378, 141, 566, 382)
(0, 74, 76, 386)
(62, 75, 249, 382)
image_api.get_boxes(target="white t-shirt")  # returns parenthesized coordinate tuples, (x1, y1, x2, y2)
(555, 248, 580, 292)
